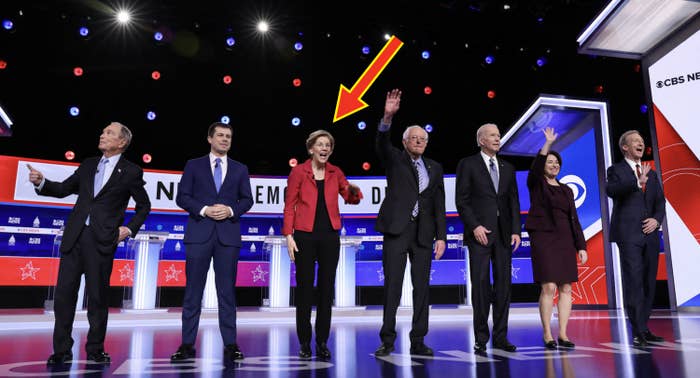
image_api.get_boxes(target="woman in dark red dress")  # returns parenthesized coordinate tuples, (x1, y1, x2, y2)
(525, 127, 588, 349)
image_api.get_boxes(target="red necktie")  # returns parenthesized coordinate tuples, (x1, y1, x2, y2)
(636, 164, 646, 192)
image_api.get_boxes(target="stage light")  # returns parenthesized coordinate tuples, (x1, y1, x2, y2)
(154, 31, 163, 41)
(65, 151, 75, 161)
(537, 16, 545, 23)
(425, 124, 433, 133)
(383, 33, 391, 40)
(226, 36, 236, 48)
(151, 70, 161, 80)
(361, 45, 370, 55)
(645, 147, 652, 156)
(292, 78, 302, 87)
(504, 4, 511, 10)
(78, 26, 89, 37)
(421, 50, 431, 59)
(223, 75, 232, 84)
(146, 111, 156, 120)
(640, 104, 648, 113)
(634, 64, 641, 73)
(2, 20, 13, 31)
(257, 21, 269, 33)
(485, 55, 494, 64)
(536, 57, 547, 67)
(595, 85, 604, 94)
(289, 158, 298, 167)
(357, 121, 366, 130)
(73, 67, 83, 77)
(294, 42, 303, 51)
(291, 117, 301, 126)
(221, 116, 230, 124)
(142, 154, 152, 164)
(487, 90, 496, 99)
(362, 162, 371, 171)
(116, 10, 131, 24)
(424, 86, 432, 95)
(69, 106, 80, 116)
(0, 60, 6, 69)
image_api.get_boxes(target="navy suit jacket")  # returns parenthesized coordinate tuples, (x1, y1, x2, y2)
(176, 155, 253, 247)
(38, 156, 151, 254)
(606, 160, 665, 245)
(455, 153, 521, 247)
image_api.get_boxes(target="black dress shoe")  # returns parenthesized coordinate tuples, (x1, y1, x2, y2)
(544, 339, 558, 350)
(86, 351, 111, 364)
(47, 351, 73, 365)
(299, 343, 312, 360)
(224, 344, 244, 361)
(474, 342, 487, 353)
(410, 342, 434, 356)
(643, 331, 664, 342)
(170, 344, 196, 362)
(633, 336, 648, 347)
(374, 343, 394, 356)
(493, 340, 517, 352)
(557, 338, 575, 348)
(316, 342, 331, 360)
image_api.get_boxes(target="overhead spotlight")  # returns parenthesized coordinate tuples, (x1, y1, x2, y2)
(146, 111, 156, 121)
(223, 75, 232, 85)
(225, 36, 236, 49)
(536, 57, 547, 67)
(357, 121, 366, 130)
(425, 124, 433, 133)
(69, 106, 80, 117)
(291, 117, 301, 127)
(257, 21, 269, 33)
(383, 33, 391, 40)
(116, 10, 131, 24)
(154, 31, 164, 42)
(487, 90, 496, 99)
(289, 158, 298, 167)
(78, 26, 89, 38)
(2, 19, 13, 31)
(142, 154, 152, 164)
(73, 67, 83, 77)
(594, 85, 604, 94)
(640, 104, 648, 114)
(64, 151, 75, 161)
(464, 43, 469, 49)
(293, 42, 303, 51)
(151, 70, 161, 80)
(485, 55, 494, 64)
(503, 4, 511, 10)
(292, 78, 302, 87)
(221, 116, 230, 124)
(361, 45, 370, 55)
(0, 60, 7, 69)
(424, 86, 432, 95)
(421, 50, 431, 60)
(362, 162, 371, 171)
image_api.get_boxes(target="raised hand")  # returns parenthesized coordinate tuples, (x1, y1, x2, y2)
(383, 89, 402, 121)
(27, 164, 44, 185)
(543, 127, 558, 143)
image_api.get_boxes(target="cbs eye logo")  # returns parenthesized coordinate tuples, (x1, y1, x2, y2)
(656, 76, 686, 88)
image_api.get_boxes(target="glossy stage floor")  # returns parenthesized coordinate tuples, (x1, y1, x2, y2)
(0, 305, 698, 377)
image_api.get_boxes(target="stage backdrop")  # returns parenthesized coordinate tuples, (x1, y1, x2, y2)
(1, 154, 623, 305)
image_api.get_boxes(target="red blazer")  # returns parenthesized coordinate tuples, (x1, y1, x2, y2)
(283, 159, 362, 235)
(524, 153, 586, 251)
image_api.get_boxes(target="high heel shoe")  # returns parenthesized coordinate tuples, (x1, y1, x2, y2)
(544, 339, 557, 350)
(557, 338, 575, 348)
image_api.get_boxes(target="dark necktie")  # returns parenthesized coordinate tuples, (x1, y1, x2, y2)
(635, 163, 646, 192)
(214, 158, 222, 193)
(412, 160, 427, 217)
(489, 157, 499, 191)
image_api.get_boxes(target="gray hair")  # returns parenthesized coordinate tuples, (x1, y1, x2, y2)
(402, 125, 428, 141)
(476, 123, 498, 147)
(112, 121, 132, 150)
(618, 130, 641, 153)
(306, 129, 335, 151)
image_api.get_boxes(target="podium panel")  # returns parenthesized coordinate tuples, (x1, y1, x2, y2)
(122, 231, 169, 312)
(262, 236, 292, 311)
(44, 231, 86, 314)
(335, 236, 364, 309)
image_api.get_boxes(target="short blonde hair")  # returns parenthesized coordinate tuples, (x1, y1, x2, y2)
(618, 130, 641, 153)
(306, 129, 335, 151)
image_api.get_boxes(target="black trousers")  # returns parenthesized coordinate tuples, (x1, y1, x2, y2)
(380, 220, 433, 345)
(618, 239, 660, 337)
(466, 225, 512, 344)
(293, 232, 340, 344)
(53, 225, 115, 354)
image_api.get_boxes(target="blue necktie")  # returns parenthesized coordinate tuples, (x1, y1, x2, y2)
(489, 157, 499, 191)
(94, 158, 108, 197)
(214, 158, 222, 193)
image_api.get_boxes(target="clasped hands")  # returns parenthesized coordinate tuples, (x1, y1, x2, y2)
(205, 204, 232, 220)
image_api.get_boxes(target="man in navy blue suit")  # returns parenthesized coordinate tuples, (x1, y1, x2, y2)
(606, 130, 666, 347)
(170, 122, 253, 362)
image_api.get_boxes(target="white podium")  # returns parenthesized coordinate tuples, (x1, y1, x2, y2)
(44, 230, 85, 314)
(122, 231, 169, 313)
(334, 236, 364, 310)
(262, 235, 293, 311)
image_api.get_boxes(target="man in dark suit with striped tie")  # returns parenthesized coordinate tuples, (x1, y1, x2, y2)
(170, 122, 253, 363)
(373, 89, 447, 357)
(29, 122, 151, 365)
(455, 123, 521, 353)
(606, 130, 666, 347)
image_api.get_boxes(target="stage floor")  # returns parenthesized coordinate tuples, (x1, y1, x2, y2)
(0, 306, 698, 377)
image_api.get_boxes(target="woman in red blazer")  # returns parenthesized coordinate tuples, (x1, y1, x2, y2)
(525, 127, 588, 350)
(283, 129, 362, 361)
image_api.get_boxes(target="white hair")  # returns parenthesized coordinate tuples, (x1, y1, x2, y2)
(402, 125, 428, 141)
(475, 123, 498, 147)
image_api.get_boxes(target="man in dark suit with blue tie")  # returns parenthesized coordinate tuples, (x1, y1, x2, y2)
(455, 123, 521, 353)
(606, 130, 666, 347)
(373, 89, 447, 357)
(171, 122, 253, 363)
(29, 122, 151, 365)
